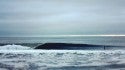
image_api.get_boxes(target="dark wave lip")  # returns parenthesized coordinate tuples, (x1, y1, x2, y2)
(35, 43, 124, 50)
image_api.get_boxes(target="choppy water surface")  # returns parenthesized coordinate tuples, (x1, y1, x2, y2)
(0, 45, 125, 70)
(0, 36, 125, 70)
(0, 49, 125, 70)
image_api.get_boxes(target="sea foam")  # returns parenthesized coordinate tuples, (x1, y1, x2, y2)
(0, 44, 32, 50)
(0, 44, 125, 70)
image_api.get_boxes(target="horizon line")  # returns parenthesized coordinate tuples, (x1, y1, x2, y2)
(39, 35, 125, 37)
(1, 35, 125, 37)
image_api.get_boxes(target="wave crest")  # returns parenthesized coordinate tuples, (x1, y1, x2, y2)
(0, 44, 32, 50)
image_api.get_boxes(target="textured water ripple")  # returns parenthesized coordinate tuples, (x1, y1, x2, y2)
(0, 50, 125, 70)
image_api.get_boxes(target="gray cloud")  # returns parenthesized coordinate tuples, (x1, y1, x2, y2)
(0, 0, 125, 36)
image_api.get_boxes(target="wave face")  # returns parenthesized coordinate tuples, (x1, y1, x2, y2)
(0, 50, 125, 70)
(35, 43, 125, 50)
(0, 43, 124, 50)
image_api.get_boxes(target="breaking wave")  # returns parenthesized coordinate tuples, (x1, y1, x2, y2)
(0, 44, 32, 50)
(0, 50, 125, 70)
(0, 44, 125, 70)
(0, 43, 125, 50)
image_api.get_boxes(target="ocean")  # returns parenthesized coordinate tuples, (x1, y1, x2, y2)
(0, 36, 125, 70)
(0, 36, 125, 46)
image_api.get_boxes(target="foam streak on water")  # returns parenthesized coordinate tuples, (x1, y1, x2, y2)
(0, 45, 125, 70)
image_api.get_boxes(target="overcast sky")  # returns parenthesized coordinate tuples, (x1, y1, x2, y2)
(0, 0, 125, 37)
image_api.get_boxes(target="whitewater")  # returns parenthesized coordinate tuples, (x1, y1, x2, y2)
(0, 45, 125, 70)
(0, 36, 125, 70)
